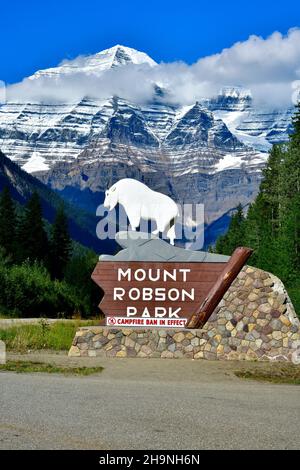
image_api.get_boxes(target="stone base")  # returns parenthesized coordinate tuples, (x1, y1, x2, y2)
(69, 325, 299, 361)
(69, 266, 300, 361)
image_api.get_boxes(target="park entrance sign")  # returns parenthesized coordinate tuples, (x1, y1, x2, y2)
(92, 232, 253, 329)
(92, 262, 224, 328)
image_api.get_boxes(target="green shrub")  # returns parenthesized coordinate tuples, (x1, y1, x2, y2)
(0, 320, 98, 351)
(0, 261, 89, 318)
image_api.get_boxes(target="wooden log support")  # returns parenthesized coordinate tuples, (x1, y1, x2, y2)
(186, 247, 253, 329)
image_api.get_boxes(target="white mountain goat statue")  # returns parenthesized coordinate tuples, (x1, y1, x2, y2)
(103, 178, 179, 245)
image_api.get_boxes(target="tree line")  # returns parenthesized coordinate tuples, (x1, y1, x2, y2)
(215, 102, 300, 312)
(0, 191, 100, 317)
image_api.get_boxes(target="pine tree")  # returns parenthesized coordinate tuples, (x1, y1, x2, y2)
(291, 101, 300, 148)
(278, 104, 300, 281)
(18, 192, 49, 263)
(243, 201, 261, 264)
(229, 203, 245, 245)
(0, 187, 17, 258)
(49, 206, 72, 280)
(215, 204, 245, 255)
(259, 144, 283, 236)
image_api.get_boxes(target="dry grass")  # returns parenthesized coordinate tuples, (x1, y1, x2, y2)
(235, 363, 300, 384)
(0, 360, 103, 375)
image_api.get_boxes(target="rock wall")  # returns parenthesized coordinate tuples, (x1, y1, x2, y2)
(69, 266, 300, 361)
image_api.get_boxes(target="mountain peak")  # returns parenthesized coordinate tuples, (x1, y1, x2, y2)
(97, 45, 157, 68)
(29, 45, 157, 80)
(208, 86, 252, 111)
(219, 86, 252, 100)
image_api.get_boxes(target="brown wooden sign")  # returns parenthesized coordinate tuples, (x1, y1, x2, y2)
(92, 247, 252, 329)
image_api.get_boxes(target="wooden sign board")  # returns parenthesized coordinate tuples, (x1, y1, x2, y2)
(92, 247, 252, 329)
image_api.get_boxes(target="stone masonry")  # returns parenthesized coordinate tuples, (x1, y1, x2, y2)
(69, 266, 300, 361)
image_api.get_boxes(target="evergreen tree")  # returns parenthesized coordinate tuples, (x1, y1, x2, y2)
(259, 144, 283, 236)
(215, 204, 245, 255)
(291, 101, 300, 148)
(0, 187, 17, 259)
(18, 192, 48, 263)
(279, 123, 300, 281)
(49, 206, 72, 280)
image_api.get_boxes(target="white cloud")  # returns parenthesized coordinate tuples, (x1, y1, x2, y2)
(6, 28, 300, 107)
(192, 28, 300, 106)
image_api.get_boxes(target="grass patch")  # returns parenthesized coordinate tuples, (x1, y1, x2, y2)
(0, 320, 99, 352)
(235, 364, 300, 385)
(0, 360, 103, 375)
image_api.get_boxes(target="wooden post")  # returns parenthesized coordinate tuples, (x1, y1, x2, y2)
(186, 247, 253, 329)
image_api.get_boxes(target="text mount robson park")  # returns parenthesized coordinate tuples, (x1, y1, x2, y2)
(92, 236, 253, 329)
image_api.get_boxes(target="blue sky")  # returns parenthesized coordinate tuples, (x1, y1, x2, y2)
(1, 0, 300, 84)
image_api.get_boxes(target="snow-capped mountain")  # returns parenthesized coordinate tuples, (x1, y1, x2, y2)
(0, 45, 294, 244)
(29, 45, 157, 80)
(208, 87, 253, 111)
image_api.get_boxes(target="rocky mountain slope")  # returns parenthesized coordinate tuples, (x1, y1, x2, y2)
(0, 45, 294, 245)
(0, 150, 112, 252)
